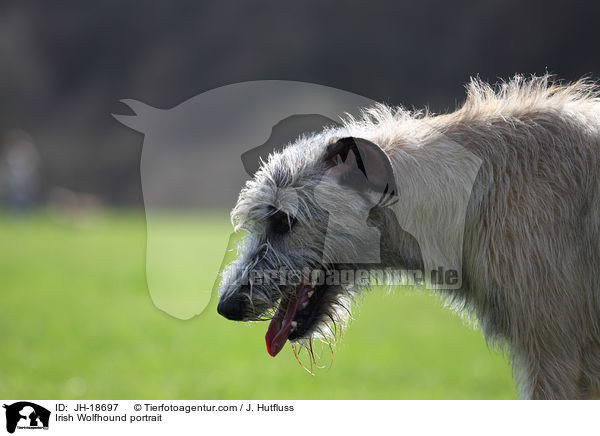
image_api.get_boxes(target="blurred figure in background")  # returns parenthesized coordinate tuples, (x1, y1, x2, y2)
(0, 129, 40, 212)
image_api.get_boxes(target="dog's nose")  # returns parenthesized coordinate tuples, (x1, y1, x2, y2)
(217, 294, 247, 320)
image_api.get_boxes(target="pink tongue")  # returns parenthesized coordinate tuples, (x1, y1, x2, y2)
(265, 284, 306, 357)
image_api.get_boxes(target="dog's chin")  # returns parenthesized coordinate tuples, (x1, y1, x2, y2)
(264, 278, 344, 357)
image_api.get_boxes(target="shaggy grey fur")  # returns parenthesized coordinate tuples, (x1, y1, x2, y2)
(218, 75, 600, 399)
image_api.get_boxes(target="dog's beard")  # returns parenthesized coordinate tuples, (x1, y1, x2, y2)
(262, 268, 357, 358)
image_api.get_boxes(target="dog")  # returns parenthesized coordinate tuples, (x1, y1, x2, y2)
(217, 75, 600, 399)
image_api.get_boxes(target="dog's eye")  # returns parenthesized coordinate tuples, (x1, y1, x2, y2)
(269, 210, 297, 235)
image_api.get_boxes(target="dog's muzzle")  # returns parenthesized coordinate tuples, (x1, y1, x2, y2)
(217, 293, 249, 321)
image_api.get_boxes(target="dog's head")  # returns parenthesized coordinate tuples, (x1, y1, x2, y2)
(217, 130, 397, 357)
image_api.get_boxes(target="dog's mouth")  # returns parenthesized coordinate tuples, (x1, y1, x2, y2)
(265, 281, 328, 357)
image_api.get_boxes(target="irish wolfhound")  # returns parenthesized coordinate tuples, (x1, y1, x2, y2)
(217, 75, 600, 399)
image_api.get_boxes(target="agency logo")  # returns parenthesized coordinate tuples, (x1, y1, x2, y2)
(113, 80, 481, 319)
(3, 402, 50, 434)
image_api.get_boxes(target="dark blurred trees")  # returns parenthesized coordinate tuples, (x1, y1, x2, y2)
(1, 0, 599, 205)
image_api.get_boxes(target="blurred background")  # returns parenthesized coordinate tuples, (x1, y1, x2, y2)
(1, 0, 599, 399)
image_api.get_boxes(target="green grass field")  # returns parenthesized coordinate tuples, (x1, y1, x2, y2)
(0, 212, 516, 399)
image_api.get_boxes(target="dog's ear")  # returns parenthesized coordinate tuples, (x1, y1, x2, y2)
(323, 137, 396, 199)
